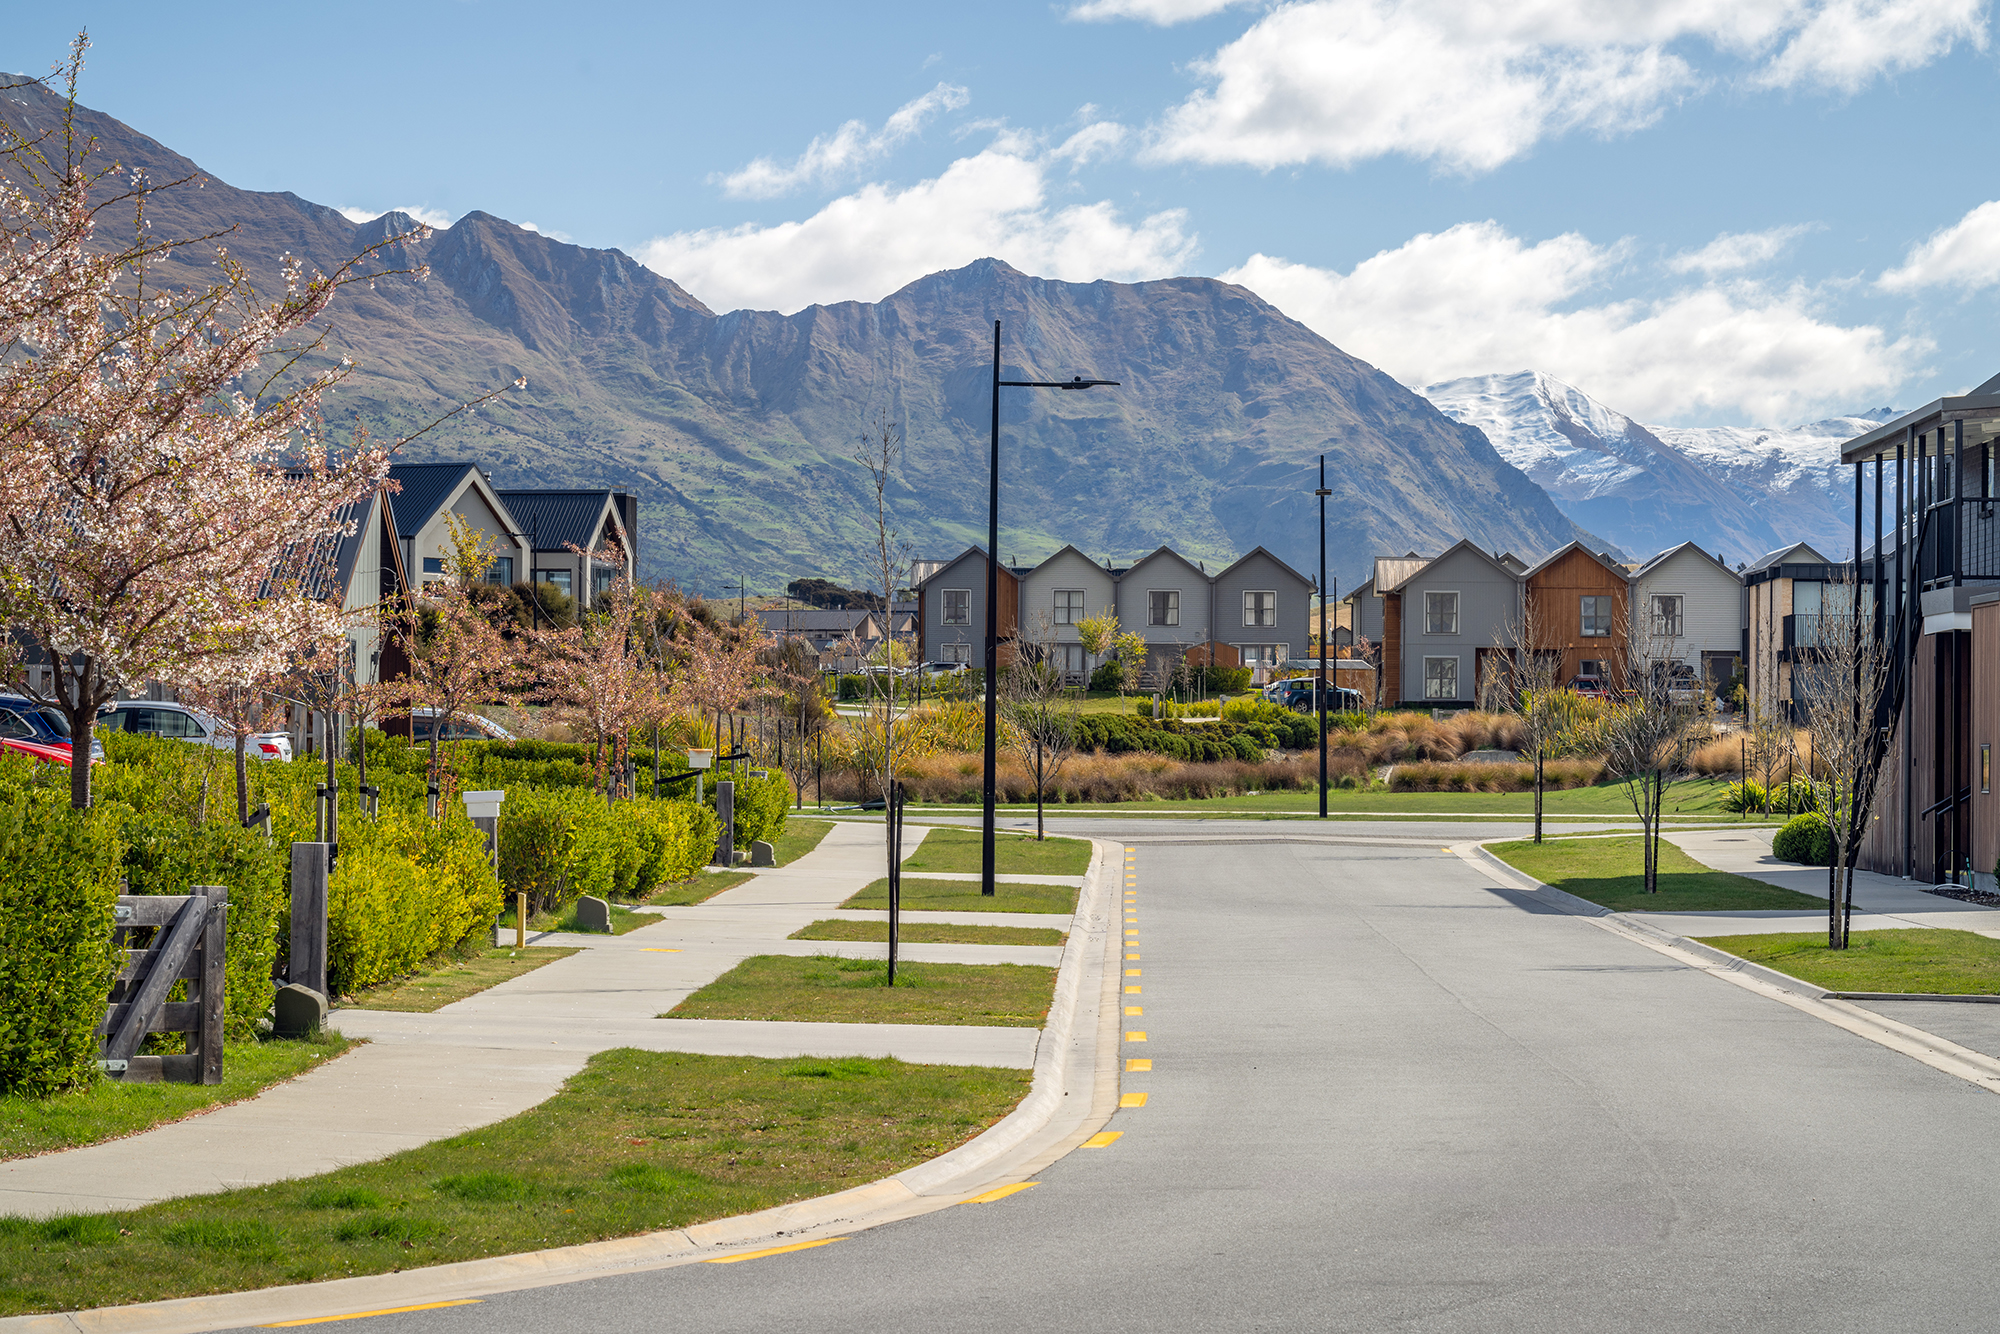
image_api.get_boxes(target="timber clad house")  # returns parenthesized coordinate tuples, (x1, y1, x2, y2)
(912, 544, 1314, 685)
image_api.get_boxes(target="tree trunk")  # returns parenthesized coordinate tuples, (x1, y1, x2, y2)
(235, 731, 250, 825)
(63, 659, 97, 811)
(1035, 747, 1046, 841)
(1533, 745, 1544, 845)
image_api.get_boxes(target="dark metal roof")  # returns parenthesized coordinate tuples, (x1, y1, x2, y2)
(756, 608, 881, 634)
(498, 490, 617, 553)
(386, 462, 480, 539)
(1840, 389, 2000, 463)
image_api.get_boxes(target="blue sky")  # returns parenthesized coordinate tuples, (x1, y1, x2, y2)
(12, 0, 2000, 426)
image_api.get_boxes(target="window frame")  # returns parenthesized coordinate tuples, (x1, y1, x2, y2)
(941, 588, 971, 626)
(1579, 595, 1613, 638)
(535, 569, 573, 597)
(1649, 593, 1683, 638)
(1423, 590, 1460, 636)
(1149, 589, 1180, 627)
(487, 555, 515, 586)
(1243, 590, 1277, 628)
(1053, 589, 1086, 626)
(1423, 655, 1460, 701)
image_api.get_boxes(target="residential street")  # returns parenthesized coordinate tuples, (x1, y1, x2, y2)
(295, 818, 2000, 1334)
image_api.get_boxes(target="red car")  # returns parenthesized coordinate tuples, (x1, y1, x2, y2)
(0, 735, 75, 766)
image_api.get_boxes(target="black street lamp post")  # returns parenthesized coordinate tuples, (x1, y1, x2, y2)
(1316, 454, 1332, 820)
(983, 319, 1118, 896)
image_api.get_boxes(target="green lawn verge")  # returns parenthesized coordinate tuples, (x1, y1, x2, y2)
(843, 877, 1077, 915)
(666, 955, 1056, 1026)
(0, 1049, 1027, 1316)
(536, 901, 656, 936)
(646, 870, 756, 907)
(1694, 929, 2000, 994)
(769, 818, 834, 866)
(339, 948, 581, 1013)
(902, 826, 1091, 876)
(1488, 836, 1824, 912)
(789, 919, 1065, 947)
(1, 1034, 354, 1162)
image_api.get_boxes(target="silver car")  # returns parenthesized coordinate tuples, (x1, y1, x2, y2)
(98, 701, 295, 762)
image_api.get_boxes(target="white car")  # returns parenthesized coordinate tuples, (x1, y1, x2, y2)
(98, 701, 294, 762)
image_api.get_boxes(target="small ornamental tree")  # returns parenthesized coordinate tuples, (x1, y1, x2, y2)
(531, 565, 670, 801)
(1075, 612, 1119, 682)
(1604, 607, 1705, 895)
(1005, 612, 1081, 840)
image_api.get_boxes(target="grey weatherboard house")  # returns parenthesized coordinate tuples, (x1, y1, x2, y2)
(1397, 539, 1525, 706)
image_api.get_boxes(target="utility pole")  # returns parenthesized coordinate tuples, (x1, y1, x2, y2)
(1316, 454, 1332, 819)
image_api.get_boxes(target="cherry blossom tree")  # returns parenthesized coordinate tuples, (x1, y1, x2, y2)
(530, 564, 672, 801)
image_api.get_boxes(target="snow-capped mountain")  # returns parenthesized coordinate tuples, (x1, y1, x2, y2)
(1421, 370, 1891, 566)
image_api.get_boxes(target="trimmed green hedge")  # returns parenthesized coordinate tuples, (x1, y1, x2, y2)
(718, 770, 791, 847)
(1068, 705, 1314, 762)
(327, 807, 501, 996)
(0, 797, 123, 1097)
(1773, 811, 1833, 866)
(500, 789, 720, 914)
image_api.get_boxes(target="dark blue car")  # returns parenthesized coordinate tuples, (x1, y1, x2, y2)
(0, 695, 106, 762)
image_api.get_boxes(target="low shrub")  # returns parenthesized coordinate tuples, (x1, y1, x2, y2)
(1772, 811, 1832, 866)
(0, 800, 123, 1097)
(328, 807, 501, 996)
(500, 788, 718, 914)
(1721, 779, 1767, 813)
(718, 770, 791, 848)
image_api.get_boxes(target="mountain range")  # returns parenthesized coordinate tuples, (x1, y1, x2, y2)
(1421, 371, 1891, 567)
(2, 78, 1604, 594)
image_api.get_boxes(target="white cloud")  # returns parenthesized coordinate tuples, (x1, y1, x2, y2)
(1223, 220, 1925, 422)
(1068, 0, 1254, 21)
(337, 204, 455, 230)
(517, 221, 576, 243)
(1146, 0, 1985, 174)
(1878, 199, 2000, 293)
(1051, 117, 1130, 168)
(718, 83, 971, 200)
(637, 143, 1196, 314)
(1667, 224, 1814, 275)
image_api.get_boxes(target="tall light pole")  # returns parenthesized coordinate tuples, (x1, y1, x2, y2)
(983, 319, 1118, 896)
(1316, 454, 1332, 820)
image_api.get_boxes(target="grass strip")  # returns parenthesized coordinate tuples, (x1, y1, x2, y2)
(842, 878, 1077, 915)
(665, 954, 1055, 1027)
(769, 818, 834, 866)
(1694, 929, 2000, 994)
(536, 902, 657, 936)
(1488, 836, 1824, 912)
(902, 826, 1091, 876)
(0, 1049, 1027, 1316)
(646, 870, 756, 907)
(789, 919, 1065, 947)
(339, 948, 581, 1013)
(1, 1034, 353, 1161)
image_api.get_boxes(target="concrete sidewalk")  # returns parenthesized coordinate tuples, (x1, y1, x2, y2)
(0, 821, 1075, 1219)
(1629, 827, 2000, 941)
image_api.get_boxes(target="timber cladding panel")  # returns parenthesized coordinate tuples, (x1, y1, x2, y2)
(1975, 602, 2000, 885)
(1525, 547, 1630, 685)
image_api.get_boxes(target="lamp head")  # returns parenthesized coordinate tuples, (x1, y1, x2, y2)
(1058, 375, 1119, 390)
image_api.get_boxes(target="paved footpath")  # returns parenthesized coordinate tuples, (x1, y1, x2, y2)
(0, 820, 1079, 1220)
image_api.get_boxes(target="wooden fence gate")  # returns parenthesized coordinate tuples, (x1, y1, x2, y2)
(98, 887, 228, 1084)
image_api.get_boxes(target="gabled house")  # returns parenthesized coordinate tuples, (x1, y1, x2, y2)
(1394, 541, 1523, 706)
(1630, 542, 1745, 699)
(914, 546, 1022, 667)
(1115, 546, 1212, 678)
(1742, 541, 1836, 719)
(496, 488, 639, 603)
(1209, 547, 1315, 683)
(386, 462, 528, 591)
(1523, 542, 1631, 689)
(755, 608, 886, 660)
(1016, 545, 1121, 679)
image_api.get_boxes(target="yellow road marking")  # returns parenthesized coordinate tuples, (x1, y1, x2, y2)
(704, 1237, 846, 1264)
(1120, 1091, 1149, 1108)
(1083, 1131, 1123, 1147)
(1126, 953, 1140, 960)
(965, 1181, 1039, 1204)
(1125, 985, 1141, 994)
(1126, 1031, 1147, 1042)
(1126, 1058, 1152, 1071)
(264, 1301, 481, 1327)
(1124, 1006, 1142, 1015)
(1125, 969, 1141, 976)
(642, 948, 683, 953)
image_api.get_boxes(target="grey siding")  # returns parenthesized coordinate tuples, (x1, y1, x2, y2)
(920, 550, 990, 664)
(1018, 548, 1118, 663)
(1401, 548, 1520, 704)
(1348, 579, 1384, 645)
(1211, 550, 1312, 675)
(1116, 551, 1210, 669)
(1632, 548, 1744, 671)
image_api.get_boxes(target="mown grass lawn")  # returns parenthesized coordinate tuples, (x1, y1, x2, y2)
(842, 877, 1077, 916)
(0, 1049, 1027, 1316)
(1490, 836, 1824, 912)
(789, 918, 1066, 947)
(645, 869, 755, 907)
(1694, 929, 2000, 994)
(902, 827, 1091, 876)
(665, 955, 1056, 1027)
(768, 818, 834, 865)
(0, 1034, 354, 1161)
(339, 948, 581, 1012)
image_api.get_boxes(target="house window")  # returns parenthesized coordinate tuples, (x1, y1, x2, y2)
(1650, 594, 1683, 637)
(1579, 659, 1605, 679)
(943, 641, 971, 664)
(536, 569, 572, 597)
(487, 556, 514, 586)
(1057, 644, 1087, 676)
(1424, 591, 1459, 635)
(1243, 591, 1276, 627)
(1149, 590, 1179, 627)
(1580, 596, 1613, 637)
(594, 569, 615, 598)
(1239, 644, 1290, 671)
(1424, 656, 1459, 700)
(423, 557, 445, 574)
(942, 589, 970, 625)
(1054, 589, 1085, 625)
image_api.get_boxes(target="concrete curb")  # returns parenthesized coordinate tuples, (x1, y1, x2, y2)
(1, 840, 1123, 1334)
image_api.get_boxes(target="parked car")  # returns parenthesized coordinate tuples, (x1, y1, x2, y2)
(0, 734, 78, 766)
(407, 708, 517, 743)
(0, 695, 105, 762)
(1265, 677, 1365, 715)
(97, 701, 294, 761)
(918, 661, 969, 677)
(1652, 662, 1704, 707)
(1566, 675, 1612, 701)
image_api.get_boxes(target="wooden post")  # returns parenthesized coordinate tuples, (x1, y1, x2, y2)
(198, 885, 228, 1084)
(716, 780, 735, 865)
(515, 892, 526, 948)
(289, 842, 329, 998)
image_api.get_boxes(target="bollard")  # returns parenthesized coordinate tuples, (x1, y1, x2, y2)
(288, 842, 329, 998)
(516, 892, 526, 949)
(715, 780, 735, 866)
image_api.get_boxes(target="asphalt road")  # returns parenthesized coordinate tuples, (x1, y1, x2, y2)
(297, 822, 2000, 1333)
